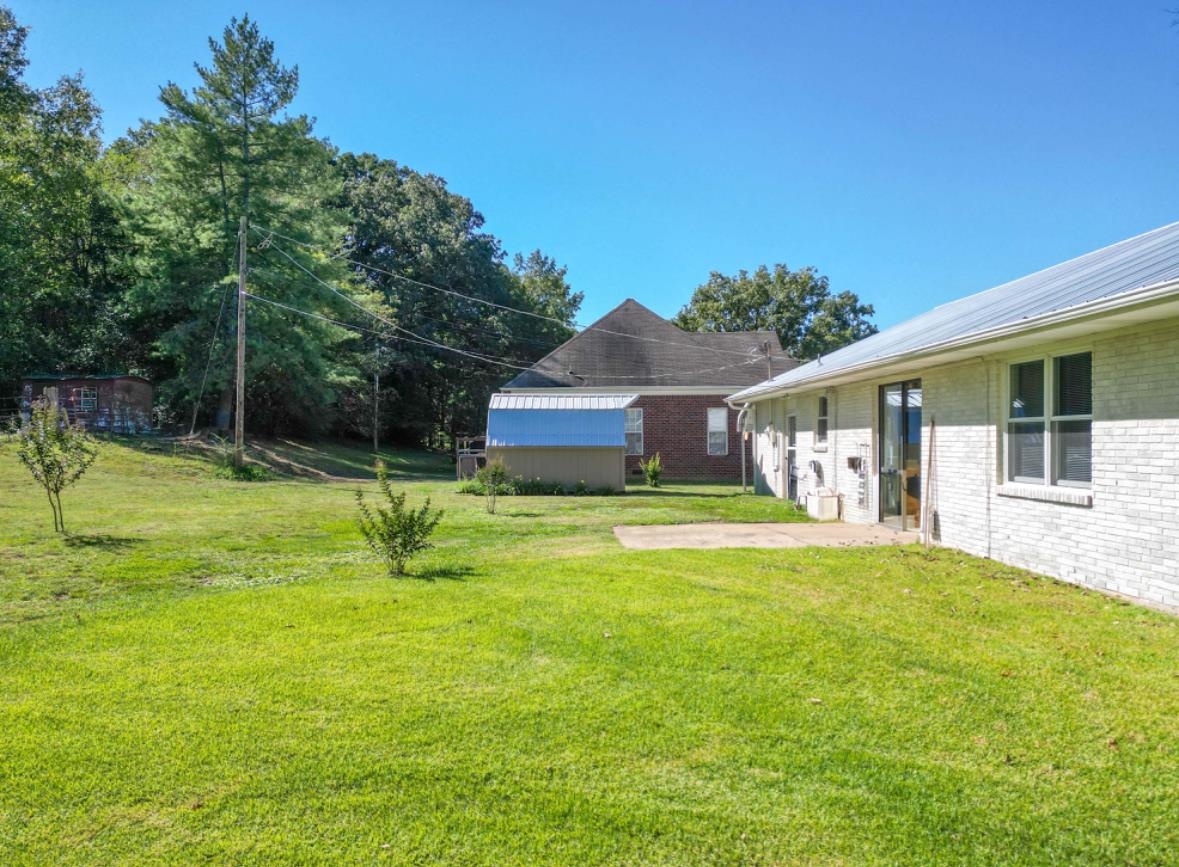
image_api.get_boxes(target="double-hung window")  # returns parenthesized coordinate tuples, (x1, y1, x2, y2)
(78, 387, 98, 412)
(816, 395, 829, 447)
(625, 407, 644, 456)
(707, 407, 728, 456)
(1007, 352, 1091, 487)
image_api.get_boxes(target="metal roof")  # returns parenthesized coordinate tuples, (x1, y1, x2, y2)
(487, 393, 637, 447)
(489, 393, 637, 411)
(731, 220, 1179, 401)
(22, 373, 150, 383)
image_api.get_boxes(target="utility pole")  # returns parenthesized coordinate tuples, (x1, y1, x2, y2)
(372, 343, 380, 454)
(234, 215, 247, 469)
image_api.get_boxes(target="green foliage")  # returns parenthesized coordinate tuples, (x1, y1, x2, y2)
(476, 457, 510, 513)
(13, 401, 99, 532)
(0, 8, 581, 447)
(111, 14, 354, 436)
(355, 460, 443, 575)
(0, 7, 122, 390)
(673, 264, 877, 361)
(640, 452, 663, 487)
(458, 474, 617, 497)
(336, 154, 581, 446)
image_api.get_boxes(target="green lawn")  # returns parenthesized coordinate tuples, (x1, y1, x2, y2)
(1, 440, 1176, 865)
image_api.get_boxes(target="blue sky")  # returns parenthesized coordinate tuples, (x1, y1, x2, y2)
(12, 1, 1179, 329)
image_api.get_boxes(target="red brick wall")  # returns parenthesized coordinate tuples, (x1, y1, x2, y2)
(624, 394, 750, 481)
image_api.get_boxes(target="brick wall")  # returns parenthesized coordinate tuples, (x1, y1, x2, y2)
(625, 394, 749, 481)
(749, 317, 1179, 609)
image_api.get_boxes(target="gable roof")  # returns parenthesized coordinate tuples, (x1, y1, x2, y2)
(730, 220, 1179, 402)
(503, 298, 796, 389)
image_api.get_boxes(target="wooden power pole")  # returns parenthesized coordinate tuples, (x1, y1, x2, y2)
(372, 343, 380, 454)
(234, 215, 247, 469)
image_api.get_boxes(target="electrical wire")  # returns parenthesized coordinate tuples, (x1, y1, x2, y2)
(250, 224, 794, 363)
(188, 280, 233, 436)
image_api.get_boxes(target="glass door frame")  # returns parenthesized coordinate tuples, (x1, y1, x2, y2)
(878, 379, 922, 530)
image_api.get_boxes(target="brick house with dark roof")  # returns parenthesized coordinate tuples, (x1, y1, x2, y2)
(501, 299, 797, 481)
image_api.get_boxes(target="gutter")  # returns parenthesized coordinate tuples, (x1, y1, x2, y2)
(729, 276, 1179, 403)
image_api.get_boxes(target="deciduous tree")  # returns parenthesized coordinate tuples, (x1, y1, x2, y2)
(673, 264, 876, 361)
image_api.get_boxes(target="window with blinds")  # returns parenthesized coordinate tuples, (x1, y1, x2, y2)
(1053, 353, 1092, 485)
(1006, 352, 1091, 487)
(625, 408, 643, 456)
(707, 408, 728, 456)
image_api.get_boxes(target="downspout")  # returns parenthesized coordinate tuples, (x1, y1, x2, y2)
(735, 403, 750, 493)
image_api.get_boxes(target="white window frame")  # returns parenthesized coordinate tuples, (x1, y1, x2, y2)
(1004, 352, 1092, 489)
(815, 394, 829, 450)
(625, 407, 644, 456)
(78, 386, 98, 412)
(706, 407, 728, 456)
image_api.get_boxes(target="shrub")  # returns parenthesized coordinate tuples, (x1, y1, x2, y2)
(208, 434, 273, 481)
(14, 401, 99, 533)
(475, 458, 510, 513)
(640, 452, 663, 487)
(356, 461, 443, 576)
(573, 479, 589, 496)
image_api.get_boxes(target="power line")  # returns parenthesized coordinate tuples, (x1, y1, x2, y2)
(188, 280, 233, 436)
(245, 290, 533, 369)
(251, 232, 797, 380)
(250, 224, 794, 362)
(248, 289, 781, 383)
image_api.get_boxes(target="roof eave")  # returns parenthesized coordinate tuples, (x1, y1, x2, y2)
(728, 277, 1179, 403)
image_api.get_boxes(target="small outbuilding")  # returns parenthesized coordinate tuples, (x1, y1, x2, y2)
(485, 393, 638, 491)
(21, 373, 153, 433)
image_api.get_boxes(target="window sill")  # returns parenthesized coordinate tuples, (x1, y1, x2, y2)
(996, 484, 1092, 507)
(812, 445, 828, 453)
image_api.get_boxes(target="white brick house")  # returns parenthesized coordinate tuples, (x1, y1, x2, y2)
(729, 222, 1179, 609)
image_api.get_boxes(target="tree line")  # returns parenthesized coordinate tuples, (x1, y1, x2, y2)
(0, 9, 874, 449)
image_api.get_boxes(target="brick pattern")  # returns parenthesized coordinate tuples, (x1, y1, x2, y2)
(624, 394, 749, 481)
(750, 318, 1179, 609)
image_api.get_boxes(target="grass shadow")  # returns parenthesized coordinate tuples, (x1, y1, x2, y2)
(412, 564, 474, 582)
(623, 488, 743, 499)
(64, 533, 142, 549)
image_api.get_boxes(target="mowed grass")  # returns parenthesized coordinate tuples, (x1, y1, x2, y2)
(0, 441, 1176, 865)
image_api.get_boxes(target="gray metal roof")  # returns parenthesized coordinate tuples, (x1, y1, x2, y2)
(503, 299, 795, 389)
(731, 220, 1179, 401)
(489, 393, 638, 411)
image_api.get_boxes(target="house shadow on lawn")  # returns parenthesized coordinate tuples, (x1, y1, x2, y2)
(64, 534, 142, 550)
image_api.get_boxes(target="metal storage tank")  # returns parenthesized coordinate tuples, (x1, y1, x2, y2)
(485, 393, 638, 490)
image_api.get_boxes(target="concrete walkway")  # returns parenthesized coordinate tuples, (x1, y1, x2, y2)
(613, 522, 920, 550)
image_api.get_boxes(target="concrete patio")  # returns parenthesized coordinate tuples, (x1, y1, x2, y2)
(613, 522, 920, 550)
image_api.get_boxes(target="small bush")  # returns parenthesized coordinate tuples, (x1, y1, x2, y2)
(476, 458, 510, 513)
(640, 452, 663, 487)
(213, 463, 274, 482)
(356, 461, 443, 576)
(13, 400, 99, 533)
(208, 434, 273, 481)
(573, 479, 589, 496)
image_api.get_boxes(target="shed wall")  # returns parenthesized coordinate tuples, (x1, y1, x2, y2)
(486, 447, 626, 491)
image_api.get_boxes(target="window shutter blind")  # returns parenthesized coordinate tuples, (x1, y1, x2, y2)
(1055, 353, 1092, 416)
